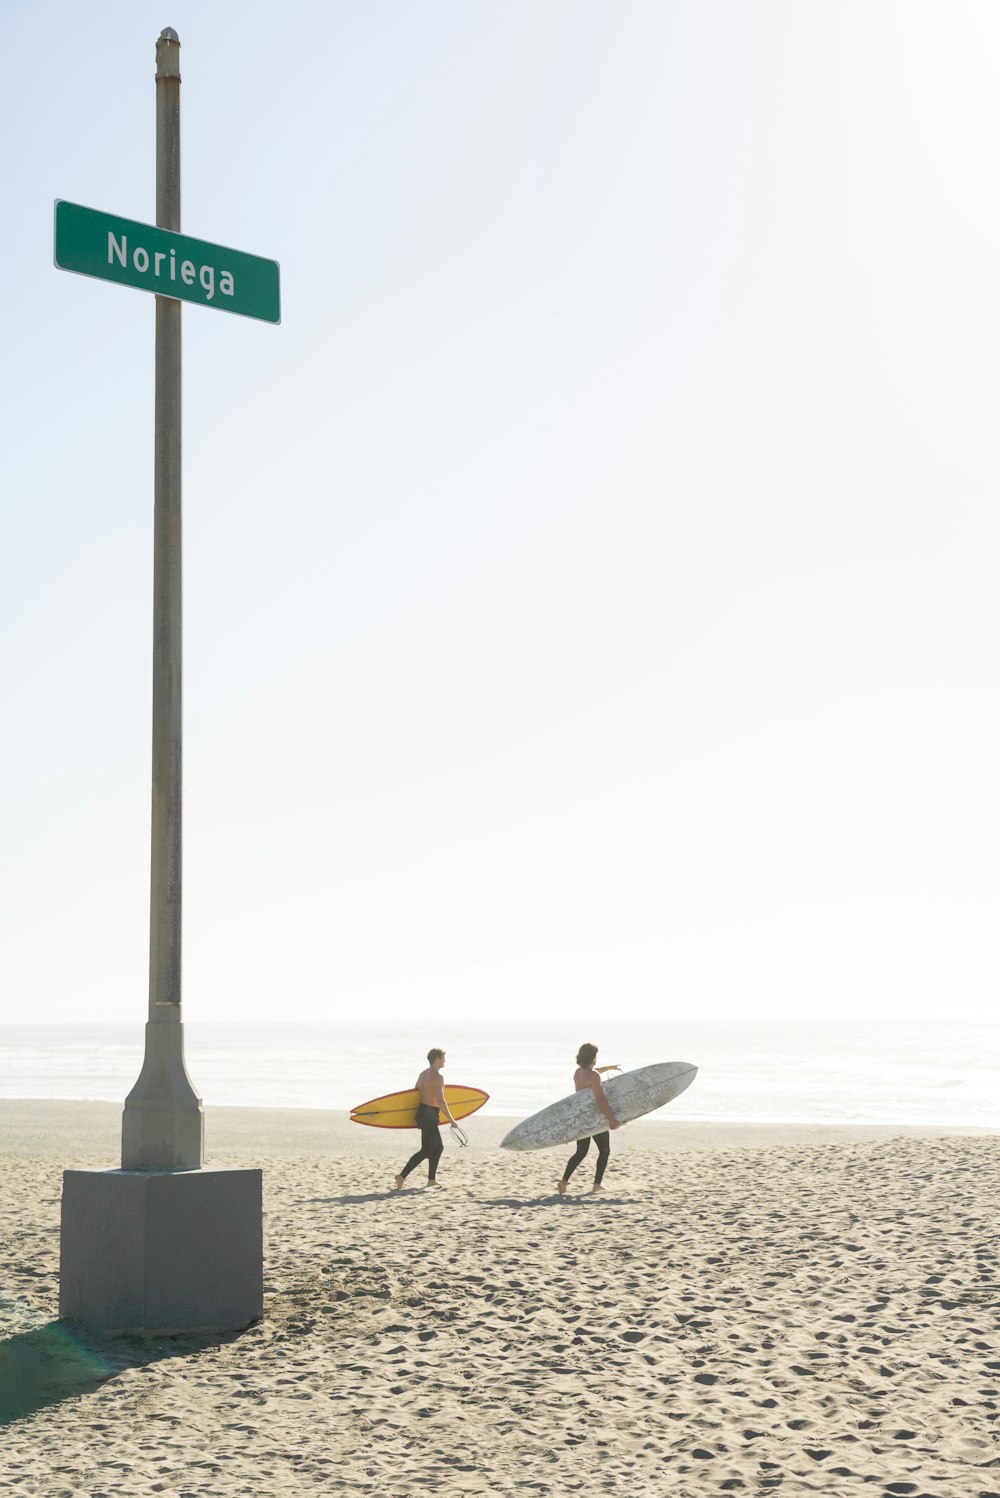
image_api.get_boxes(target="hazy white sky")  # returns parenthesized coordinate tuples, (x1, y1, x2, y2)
(2, 1, 998, 1027)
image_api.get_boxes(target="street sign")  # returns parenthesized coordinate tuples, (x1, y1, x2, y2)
(54, 199, 280, 324)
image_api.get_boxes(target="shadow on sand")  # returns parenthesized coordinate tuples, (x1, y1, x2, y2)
(298, 1187, 490, 1205)
(295, 1192, 632, 1208)
(295, 1192, 411, 1206)
(0, 1319, 247, 1428)
(472, 1194, 632, 1208)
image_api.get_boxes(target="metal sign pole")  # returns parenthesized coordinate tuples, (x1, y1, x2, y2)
(60, 28, 263, 1335)
(121, 27, 203, 1170)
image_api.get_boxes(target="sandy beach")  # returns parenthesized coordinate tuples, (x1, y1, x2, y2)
(1, 1101, 998, 1497)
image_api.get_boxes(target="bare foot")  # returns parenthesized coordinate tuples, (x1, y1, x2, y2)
(393, 1174, 405, 1190)
(427, 1179, 443, 1187)
(557, 1180, 568, 1195)
(591, 1183, 607, 1193)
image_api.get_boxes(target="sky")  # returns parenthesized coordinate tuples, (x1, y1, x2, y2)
(2, 1, 998, 1030)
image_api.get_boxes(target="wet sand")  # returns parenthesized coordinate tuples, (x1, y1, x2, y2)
(1, 1101, 997, 1496)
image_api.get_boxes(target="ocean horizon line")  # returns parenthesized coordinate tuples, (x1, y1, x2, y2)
(1, 1017, 996, 1130)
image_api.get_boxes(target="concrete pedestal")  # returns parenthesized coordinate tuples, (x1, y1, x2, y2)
(60, 1167, 263, 1334)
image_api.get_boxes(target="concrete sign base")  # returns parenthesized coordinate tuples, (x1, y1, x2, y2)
(60, 1167, 263, 1334)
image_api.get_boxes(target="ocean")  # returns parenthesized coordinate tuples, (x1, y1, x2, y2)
(0, 1018, 996, 1128)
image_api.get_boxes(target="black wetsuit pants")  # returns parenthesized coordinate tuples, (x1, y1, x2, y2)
(562, 1131, 610, 1186)
(401, 1103, 443, 1181)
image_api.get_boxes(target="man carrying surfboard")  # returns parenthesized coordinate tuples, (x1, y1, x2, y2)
(557, 1044, 620, 1195)
(393, 1049, 459, 1189)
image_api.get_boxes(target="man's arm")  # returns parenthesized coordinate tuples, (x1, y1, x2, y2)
(588, 1073, 619, 1129)
(434, 1073, 458, 1126)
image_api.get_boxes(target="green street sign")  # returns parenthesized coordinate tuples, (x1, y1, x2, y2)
(54, 199, 280, 324)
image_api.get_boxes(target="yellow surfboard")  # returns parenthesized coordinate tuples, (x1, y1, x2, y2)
(349, 1085, 489, 1130)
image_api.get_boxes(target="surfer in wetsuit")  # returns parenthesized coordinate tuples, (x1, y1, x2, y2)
(557, 1044, 621, 1195)
(393, 1048, 458, 1189)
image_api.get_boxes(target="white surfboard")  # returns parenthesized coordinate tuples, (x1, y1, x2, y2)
(499, 1061, 697, 1151)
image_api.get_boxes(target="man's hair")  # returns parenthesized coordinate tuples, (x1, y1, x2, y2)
(427, 1047, 445, 1064)
(576, 1042, 598, 1068)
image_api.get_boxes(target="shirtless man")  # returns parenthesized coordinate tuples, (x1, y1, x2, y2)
(557, 1043, 620, 1195)
(393, 1048, 458, 1189)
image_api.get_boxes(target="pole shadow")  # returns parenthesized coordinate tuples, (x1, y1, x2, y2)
(0, 1319, 247, 1428)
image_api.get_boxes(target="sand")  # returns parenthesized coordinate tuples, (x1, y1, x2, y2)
(0, 1101, 998, 1497)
